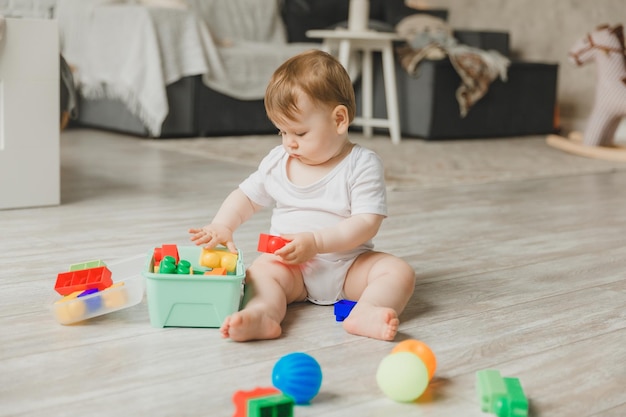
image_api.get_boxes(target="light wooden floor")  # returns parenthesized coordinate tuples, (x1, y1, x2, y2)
(1, 128, 625, 417)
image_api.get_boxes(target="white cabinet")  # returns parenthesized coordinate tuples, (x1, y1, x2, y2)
(0, 18, 59, 210)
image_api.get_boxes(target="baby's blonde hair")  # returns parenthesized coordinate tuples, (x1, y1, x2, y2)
(265, 50, 356, 125)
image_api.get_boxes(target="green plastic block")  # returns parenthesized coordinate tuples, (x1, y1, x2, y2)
(159, 256, 177, 274)
(477, 369, 507, 413)
(502, 377, 528, 417)
(69, 259, 107, 271)
(248, 394, 294, 417)
(476, 369, 528, 417)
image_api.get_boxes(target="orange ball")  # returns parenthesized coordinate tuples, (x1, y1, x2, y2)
(391, 339, 437, 380)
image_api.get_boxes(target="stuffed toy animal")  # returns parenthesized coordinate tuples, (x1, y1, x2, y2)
(547, 24, 626, 161)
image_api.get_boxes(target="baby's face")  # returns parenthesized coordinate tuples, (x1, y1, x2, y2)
(274, 94, 348, 166)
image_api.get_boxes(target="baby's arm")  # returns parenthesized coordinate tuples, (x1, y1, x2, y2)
(189, 188, 262, 252)
(314, 213, 383, 253)
(275, 213, 384, 264)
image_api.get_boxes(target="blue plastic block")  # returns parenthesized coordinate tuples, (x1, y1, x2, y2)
(333, 299, 356, 322)
(78, 288, 102, 312)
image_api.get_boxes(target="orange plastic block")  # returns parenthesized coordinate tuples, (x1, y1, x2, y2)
(257, 234, 290, 254)
(232, 387, 281, 417)
(205, 267, 227, 275)
(54, 266, 113, 296)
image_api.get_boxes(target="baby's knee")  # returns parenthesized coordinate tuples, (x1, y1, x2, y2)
(247, 255, 305, 298)
(395, 258, 416, 290)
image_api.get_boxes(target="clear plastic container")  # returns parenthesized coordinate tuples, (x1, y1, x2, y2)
(52, 254, 146, 325)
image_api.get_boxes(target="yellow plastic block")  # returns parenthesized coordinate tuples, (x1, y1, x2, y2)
(199, 249, 238, 273)
(199, 249, 221, 268)
(101, 282, 128, 309)
(54, 299, 86, 323)
(54, 290, 83, 304)
(220, 253, 238, 273)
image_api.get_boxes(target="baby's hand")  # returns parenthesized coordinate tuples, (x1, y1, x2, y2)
(274, 232, 318, 264)
(188, 224, 237, 253)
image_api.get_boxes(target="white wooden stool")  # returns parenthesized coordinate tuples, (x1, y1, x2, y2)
(307, 29, 402, 145)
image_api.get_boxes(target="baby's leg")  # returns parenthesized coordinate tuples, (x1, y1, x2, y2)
(342, 252, 415, 341)
(220, 254, 306, 342)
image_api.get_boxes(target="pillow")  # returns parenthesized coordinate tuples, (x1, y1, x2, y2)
(187, 0, 287, 44)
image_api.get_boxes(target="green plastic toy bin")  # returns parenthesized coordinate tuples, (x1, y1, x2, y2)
(143, 246, 245, 328)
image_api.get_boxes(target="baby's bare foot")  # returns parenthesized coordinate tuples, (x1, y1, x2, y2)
(342, 302, 399, 341)
(220, 309, 282, 342)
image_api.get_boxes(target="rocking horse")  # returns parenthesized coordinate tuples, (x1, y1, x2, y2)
(547, 24, 626, 161)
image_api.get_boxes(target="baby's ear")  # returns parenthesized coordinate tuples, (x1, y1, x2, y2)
(333, 105, 350, 134)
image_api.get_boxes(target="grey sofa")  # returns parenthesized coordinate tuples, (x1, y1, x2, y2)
(193, 0, 447, 137)
(73, 0, 557, 140)
(72, 0, 446, 138)
(369, 30, 558, 139)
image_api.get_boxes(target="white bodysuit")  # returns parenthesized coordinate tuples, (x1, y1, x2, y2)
(239, 144, 387, 304)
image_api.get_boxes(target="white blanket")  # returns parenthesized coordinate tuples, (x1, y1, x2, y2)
(204, 41, 314, 100)
(0, 0, 56, 18)
(56, 0, 317, 136)
(395, 14, 510, 118)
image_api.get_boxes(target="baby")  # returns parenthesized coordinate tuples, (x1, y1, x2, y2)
(189, 50, 415, 342)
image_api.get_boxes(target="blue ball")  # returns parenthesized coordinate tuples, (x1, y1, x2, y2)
(272, 352, 322, 404)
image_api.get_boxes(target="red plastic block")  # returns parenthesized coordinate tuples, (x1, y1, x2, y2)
(153, 248, 163, 263)
(162, 245, 179, 263)
(257, 234, 290, 254)
(54, 266, 113, 296)
(232, 387, 281, 417)
(153, 244, 179, 265)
